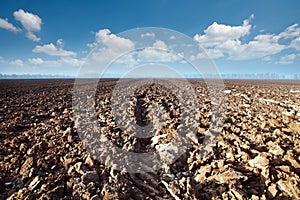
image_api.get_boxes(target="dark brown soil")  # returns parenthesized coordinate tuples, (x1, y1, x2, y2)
(0, 79, 299, 200)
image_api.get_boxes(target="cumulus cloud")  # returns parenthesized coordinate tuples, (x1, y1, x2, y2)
(0, 18, 20, 32)
(95, 29, 135, 52)
(90, 29, 135, 64)
(89, 29, 184, 66)
(193, 15, 300, 61)
(32, 39, 76, 57)
(13, 9, 42, 41)
(10, 59, 24, 66)
(30, 38, 83, 67)
(13, 9, 41, 32)
(192, 15, 254, 60)
(88, 32, 186, 65)
(194, 19, 251, 48)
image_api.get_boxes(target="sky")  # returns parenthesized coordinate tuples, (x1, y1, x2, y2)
(0, 0, 299, 78)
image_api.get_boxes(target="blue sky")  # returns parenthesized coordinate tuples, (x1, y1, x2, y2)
(0, 0, 299, 77)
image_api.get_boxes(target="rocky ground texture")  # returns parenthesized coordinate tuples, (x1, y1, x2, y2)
(0, 79, 299, 200)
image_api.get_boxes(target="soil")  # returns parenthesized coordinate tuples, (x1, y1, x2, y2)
(0, 79, 299, 200)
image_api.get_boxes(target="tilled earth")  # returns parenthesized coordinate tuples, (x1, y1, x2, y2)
(0, 79, 300, 200)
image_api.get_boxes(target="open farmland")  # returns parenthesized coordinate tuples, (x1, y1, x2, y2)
(0, 79, 300, 199)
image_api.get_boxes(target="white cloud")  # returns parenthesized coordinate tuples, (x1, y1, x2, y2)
(290, 36, 300, 51)
(276, 54, 297, 65)
(32, 39, 76, 57)
(13, 9, 41, 32)
(10, 59, 24, 66)
(40, 60, 60, 67)
(169, 35, 176, 40)
(90, 29, 135, 64)
(152, 40, 168, 49)
(137, 40, 182, 62)
(28, 58, 60, 67)
(137, 48, 182, 63)
(56, 39, 64, 49)
(28, 57, 44, 65)
(91, 46, 137, 65)
(194, 19, 251, 48)
(13, 9, 42, 41)
(95, 29, 135, 52)
(89, 30, 183, 65)
(26, 32, 40, 42)
(59, 57, 84, 66)
(0, 18, 20, 32)
(89, 29, 186, 66)
(87, 43, 96, 49)
(192, 15, 255, 60)
(141, 32, 155, 38)
(228, 34, 286, 60)
(28, 57, 84, 67)
(279, 24, 300, 39)
(192, 15, 300, 61)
